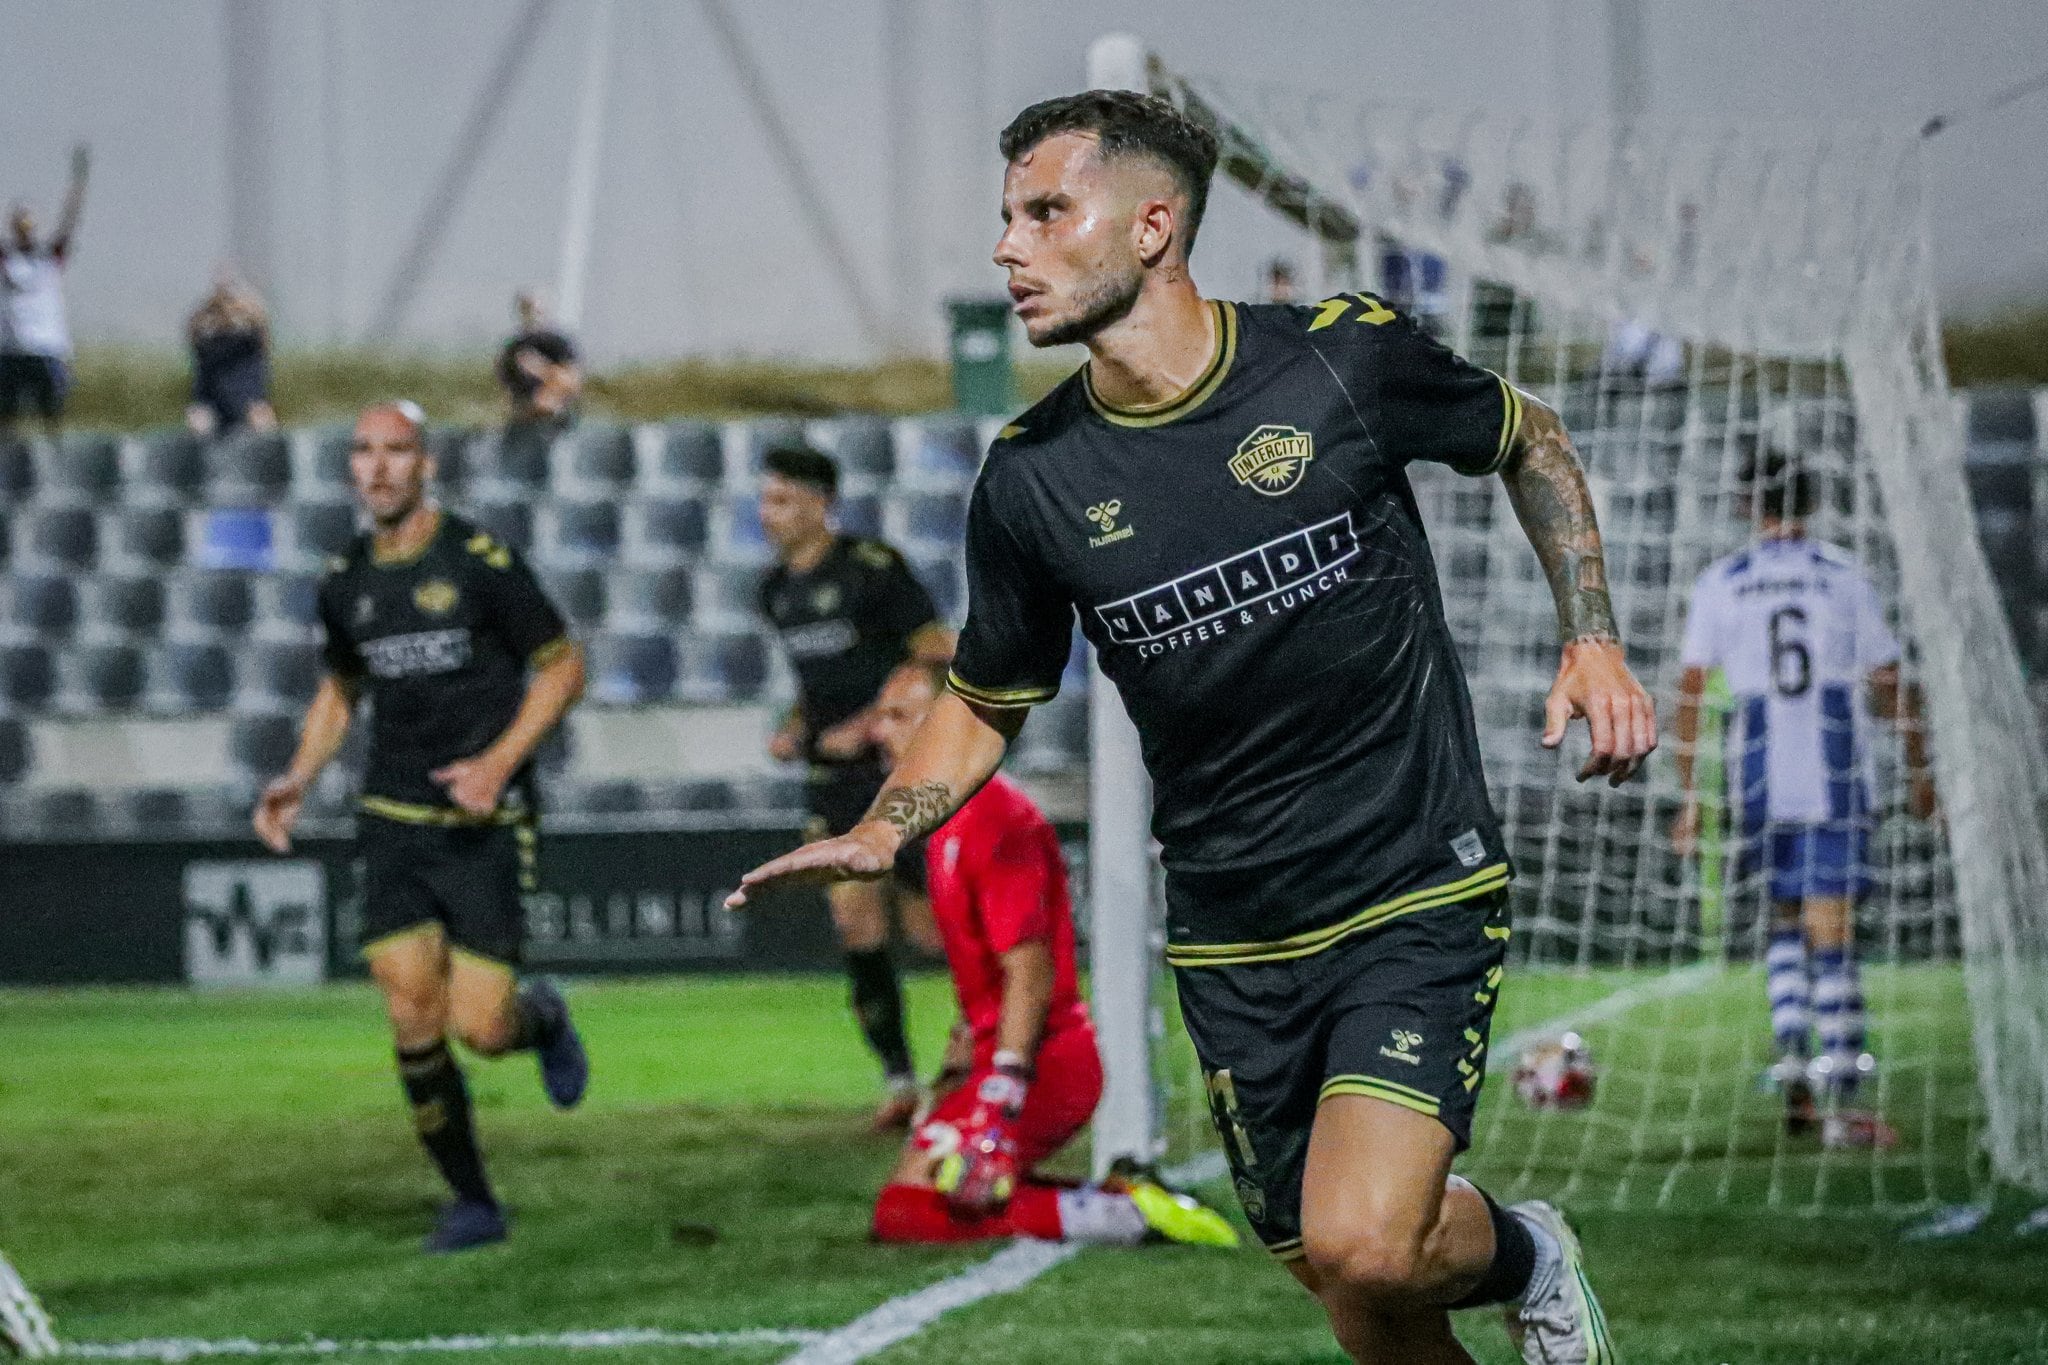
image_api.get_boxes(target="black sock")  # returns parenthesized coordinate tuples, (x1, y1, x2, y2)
(845, 947, 913, 1079)
(1446, 1185, 1537, 1309)
(396, 1039, 496, 1207)
(504, 983, 561, 1053)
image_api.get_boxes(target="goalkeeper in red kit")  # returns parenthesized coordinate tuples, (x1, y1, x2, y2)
(859, 662, 1237, 1248)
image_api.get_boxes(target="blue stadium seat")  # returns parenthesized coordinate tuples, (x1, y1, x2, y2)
(538, 569, 607, 628)
(469, 500, 533, 553)
(605, 567, 694, 630)
(66, 644, 148, 712)
(625, 498, 710, 563)
(901, 418, 981, 484)
(587, 633, 680, 704)
(228, 714, 300, 776)
(168, 573, 256, 638)
(192, 507, 275, 571)
(0, 642, 57, 712)
(649, 421, 723, 489)
(135, 429, 206, 501)
(712, 495, 771, 565)
(0, 717, 29, 786)
(153, 642, 235, 712)
(105, 506, 187, 570)
(47, 432, 123, 501)
(0, 439, 34, 500)
(207, 430, 292, 503)
(812, 418, 895, 478)
(26, 507, 98, 571)
(835, 494, 883, 539)
(8, 576, 78, 639)
(682, 631, 769, 702)
(81, 576, 167, 639)
(539, 501, 621, 567)
(892, 490, 968, 546)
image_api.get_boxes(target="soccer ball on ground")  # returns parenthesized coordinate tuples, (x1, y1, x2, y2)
(1512, 1032, 1597, 1110)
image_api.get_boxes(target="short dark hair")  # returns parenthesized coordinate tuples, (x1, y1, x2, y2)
(1740, 448, 1818, 521)
(762, 444, 839, 500)
(999, 90, 1221, 254)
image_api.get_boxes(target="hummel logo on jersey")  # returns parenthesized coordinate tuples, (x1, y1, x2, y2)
(1380, 1029, 1425, 1065)
(1096, 512, 1360, 656)
(1230, 424, 1315, 495)
(1086, 499, 1134, 549)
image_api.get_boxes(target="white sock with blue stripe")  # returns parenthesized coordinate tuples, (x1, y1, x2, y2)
(1765, 924, 1811, 1061)
(1811, 945, 1867, 1097)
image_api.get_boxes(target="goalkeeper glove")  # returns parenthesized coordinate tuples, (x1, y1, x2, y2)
(934, 1056, 1030, 1215)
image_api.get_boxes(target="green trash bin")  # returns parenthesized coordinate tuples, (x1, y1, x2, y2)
(947, 297, 1016, 416)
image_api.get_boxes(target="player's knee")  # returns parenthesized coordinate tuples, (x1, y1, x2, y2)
(452, 1008, 516, 1057)
(1303, 1227, 1429, 1304)
(380, 983, 446, 1044)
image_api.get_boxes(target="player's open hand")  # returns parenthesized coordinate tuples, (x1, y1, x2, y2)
(431, 754, 511, 816)
(724, 822, 899, 909)
(253, 774, 307, 853)
(1544, 635, 1657, 786)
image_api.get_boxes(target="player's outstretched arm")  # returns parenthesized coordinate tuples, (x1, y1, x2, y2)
(53, 143, 89, 257)
(254, 674, 356, 852)
(1869, 663, 1938, 820)
(1669, 664, 1708, 854)
(1498, 393, 1657, 785)
(432, 642, 587, 815)
(725, 691, 1022, 907)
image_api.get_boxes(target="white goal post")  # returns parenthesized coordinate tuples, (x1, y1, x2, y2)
(1081, 33, 2048, 1206)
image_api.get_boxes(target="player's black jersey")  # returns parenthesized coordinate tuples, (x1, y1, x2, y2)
(318, 511, 569, 820)
(759, 535, 939, 750)
(951, 297, 1519, 958)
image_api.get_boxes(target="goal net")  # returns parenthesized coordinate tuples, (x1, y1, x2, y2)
(1082, 35, 2048, 1213)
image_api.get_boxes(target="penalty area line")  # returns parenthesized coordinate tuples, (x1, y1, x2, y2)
(60, 1327, 824, 1360)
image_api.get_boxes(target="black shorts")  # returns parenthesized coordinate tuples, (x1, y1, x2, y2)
(803, 759, 926, 894)
(0, 354, 68, 422)
(1172, 887, 1510, 1261)
(357, 810, 538, 968)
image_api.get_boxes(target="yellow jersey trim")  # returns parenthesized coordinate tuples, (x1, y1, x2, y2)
(530, 636, 575, 669)
(1320, 1076, 1443, 1118)
(1266, 1237, 1307, 1262)
(1164, 863, 1510, 967)
(359, 921, 442, 962)
(1084, 300, 1238, 429)
(359, 795, 529, 828)
(370, 509, 444, 567)
(946, 669, 1057, 709)
(1469, 375, 1523, 477)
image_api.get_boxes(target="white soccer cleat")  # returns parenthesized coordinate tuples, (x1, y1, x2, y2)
(0, 1252, 58, 1359)
(1504, 1201, 1617, 1365)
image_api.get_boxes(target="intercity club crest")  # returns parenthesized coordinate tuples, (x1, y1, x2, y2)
(413, 579, 460, 616)
(1229, 424, 1315, 496)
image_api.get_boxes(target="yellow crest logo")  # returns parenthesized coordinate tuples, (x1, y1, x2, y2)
(413, 580, 460, 616)
(1230, 425, 1315, 496)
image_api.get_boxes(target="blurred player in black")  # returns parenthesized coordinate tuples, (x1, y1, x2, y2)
(732, 93, 1655, 1363)
(253, 401, 590, 1254)
(757, 445, 955, 1128)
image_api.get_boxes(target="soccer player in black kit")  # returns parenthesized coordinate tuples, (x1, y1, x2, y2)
(254, 402, 590, 1254)
(756, 445, 955, 1127)
(732, 95, 1656, 1363)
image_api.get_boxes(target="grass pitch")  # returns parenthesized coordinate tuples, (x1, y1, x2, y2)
(2, 969, 2044, 1363)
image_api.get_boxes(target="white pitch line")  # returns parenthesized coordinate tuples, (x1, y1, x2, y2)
(1488, 961, 1722, 1072)
(777, 1152, 1228, 1365)
(61, 1327, 822, 1361)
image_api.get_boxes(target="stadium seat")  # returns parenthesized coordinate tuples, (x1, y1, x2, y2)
(238, 642, 325, 709)
(571, 779, 644, 815)
(28, 787, 102, 837)
(65, 644, 148, 712)
(1966, 387, 2036, 445)
(835, 494, 883, 539)
(227, 714, 301, 777)
(648, 421, 723, 490)
(711, 495, 771, 565)
(152, 643, 236, 712)
(554, 422, 636, 494)
(296, 426, 355, 492)
(605, 567, 694, 630)
(1, 642, 58, 712)
(533, 726, 573, 780)
(0, 438, 34, 500)
(468, 427, 549, 495)
(115, 787, 190, 836)
(639, 778, 740, 814)
(908, 552, 963, 621)
(726, 417, 807, 484)
(134, 429, 207, 501)
(586, 633, 681, 704)
(539, 569, 607, 628)
(691, 565, 761, 631)
(8, 576, 79, 639)
(624, 498, 710, 564)
(900, 417, 982, 485)
(82, 576, 168, 639)
(207, 430, 292, 503)
(681, 631, 769, 702)
(739, 772, 806, 815)
(426, 426, 476, 491)
(46, 432, 123, 501)
(104, 506, 187, 570)
(537, 501, 621, 567)
(168, 572, 257, 638)
(287, 500, 360, 564)
(812, 417, 895, 479)
(469, 500, 533, 553)
(0, 717, 30, 786)
(257, 573, 323, 637)
(192, 507, 276, 571)
(25, 507, 98, 571)
(892, 490, 968, 546)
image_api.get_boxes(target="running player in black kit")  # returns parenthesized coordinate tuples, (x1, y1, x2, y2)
(757, 445, 955, 1127)
(732, 95, 1655, 1363)
(254, 402, 590, 1254)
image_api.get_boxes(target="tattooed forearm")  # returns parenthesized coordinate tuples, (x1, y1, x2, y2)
(870, 780, 956, 841)
(1499, 395, 1619, 644)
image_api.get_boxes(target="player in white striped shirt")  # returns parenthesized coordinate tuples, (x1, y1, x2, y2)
(1671, 453, 1935, 1148)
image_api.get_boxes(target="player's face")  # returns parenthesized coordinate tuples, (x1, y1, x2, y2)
(994, 133, 1150, 348)
(758, 474, 831, 557)
(349, 410, 433, 528)
(871, 670, 938, 764)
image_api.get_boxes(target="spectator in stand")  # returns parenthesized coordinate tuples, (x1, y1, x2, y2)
(1, 144, 90, 438)
(496, 291, 582, 431)
(1262, 257, 1297, 304)
(186, 267, 277, 437)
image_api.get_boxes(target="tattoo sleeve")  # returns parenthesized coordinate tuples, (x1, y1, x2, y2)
(1498, 395, 1619, 644)
(870, 780, 956, 842)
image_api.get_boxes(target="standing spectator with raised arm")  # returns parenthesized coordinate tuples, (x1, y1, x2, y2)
(1, 144, 89, 438)
(186, 267, 277, 437)
(496, 291, 582, 428)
